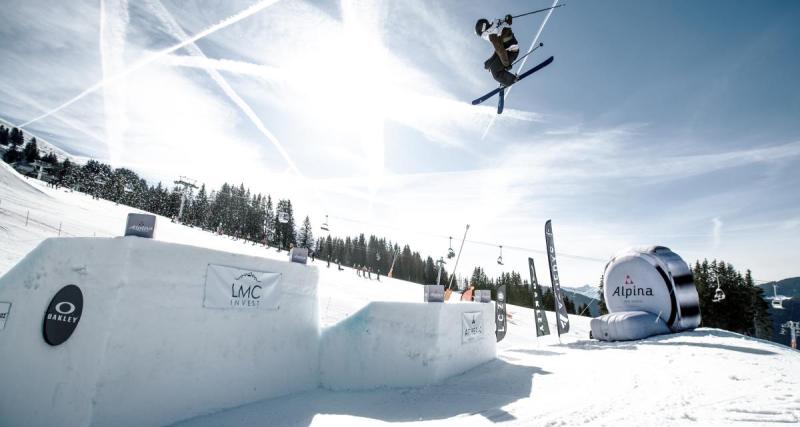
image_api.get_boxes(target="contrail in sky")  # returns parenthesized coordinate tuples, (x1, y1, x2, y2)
(146, 0, 301, 175)
(20, 0, 283, 129)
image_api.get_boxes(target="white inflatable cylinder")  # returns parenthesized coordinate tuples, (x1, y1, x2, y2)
(590, 311, 671, 341)
(603, 246, 700, 332)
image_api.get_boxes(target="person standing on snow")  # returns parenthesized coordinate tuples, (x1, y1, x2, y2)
(476, 15, 519, 87)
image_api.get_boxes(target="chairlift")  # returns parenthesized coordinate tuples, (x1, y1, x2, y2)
(771, 284, 787, 310)
(447, 237, 455, 259)
(497, 245, 504, 266)
(321, 214, 329, 232)
(712, 277, 726, 303)
(278, 211, 289, 224)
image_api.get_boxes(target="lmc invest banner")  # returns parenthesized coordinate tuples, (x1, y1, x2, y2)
(203, 264, 282, 310)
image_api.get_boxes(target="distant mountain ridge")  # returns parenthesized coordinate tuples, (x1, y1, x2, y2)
(563, 284, 600, 300)
(541, 285, 601, 317)
(759, 277, 800, 298)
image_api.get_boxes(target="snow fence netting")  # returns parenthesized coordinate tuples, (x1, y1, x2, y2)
(592, 246, 701, 341)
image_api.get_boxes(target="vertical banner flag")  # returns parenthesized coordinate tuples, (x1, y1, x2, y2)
(545, 220, 570, 335)
(495, 284, 507, 342)
(528, 257, 551, 337)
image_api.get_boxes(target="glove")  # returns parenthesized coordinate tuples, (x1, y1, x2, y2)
(504, 14, 513, 25)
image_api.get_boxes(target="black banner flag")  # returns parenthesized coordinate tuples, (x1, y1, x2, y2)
(545, 220, 570, 336)
(528, 257, 551, 337)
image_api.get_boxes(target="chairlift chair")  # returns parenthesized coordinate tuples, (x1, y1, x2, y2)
(321, 214, 329, 232)
(497, 245, 504, 265)
(771, 284, 787, 310)
(278, 211, 289, 224)
(447, 237, 455, 259)
(712, 277, 726, 303)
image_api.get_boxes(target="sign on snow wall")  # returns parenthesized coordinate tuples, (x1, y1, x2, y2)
(0, 237, 319, 427)
(203, 264, 281, 309)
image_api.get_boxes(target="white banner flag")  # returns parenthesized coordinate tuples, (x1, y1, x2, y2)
(462, 311, 484, 343)
(203, 264, 282, 310)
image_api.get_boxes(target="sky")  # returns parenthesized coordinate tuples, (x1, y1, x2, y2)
(1, 0, 799, 286)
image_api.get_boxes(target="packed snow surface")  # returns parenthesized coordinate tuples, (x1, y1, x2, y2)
(1, 164, 799, 426)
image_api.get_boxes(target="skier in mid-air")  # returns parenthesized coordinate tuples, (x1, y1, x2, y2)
(471, 5, 561, 113)
(475, 15, 519, 87)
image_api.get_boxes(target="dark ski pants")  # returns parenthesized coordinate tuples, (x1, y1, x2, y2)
(485, 50, 519, 86)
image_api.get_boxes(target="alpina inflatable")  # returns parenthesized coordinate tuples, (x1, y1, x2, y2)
(591, 246, 701, 341)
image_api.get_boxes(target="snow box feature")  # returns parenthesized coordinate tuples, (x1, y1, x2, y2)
(320, 301, 496, 390)
(0, 237, 319, 427)
(591, 246, 701, 341)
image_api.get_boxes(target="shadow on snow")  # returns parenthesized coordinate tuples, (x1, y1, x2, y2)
(172, 358, 549, 427)
(560, 328, 779, 356)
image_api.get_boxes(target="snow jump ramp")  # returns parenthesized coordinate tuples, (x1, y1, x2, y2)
(0, 237, 319, 427)
(0, 236, 498, 425)
(321, 301, 497, 390)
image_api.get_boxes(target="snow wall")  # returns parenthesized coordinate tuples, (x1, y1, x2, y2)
(321, 301, 497, 390)
(592, 246, 701, 341)
(0, 237, 319, 427)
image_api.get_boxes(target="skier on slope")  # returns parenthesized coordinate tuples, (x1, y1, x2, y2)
(476, 15, 519, 87)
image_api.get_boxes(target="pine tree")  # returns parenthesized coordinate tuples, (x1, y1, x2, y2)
(692, 259, 773, 337)
(42, 152, 58, 164)
(543, 287, 555, 311)
(9, 127, 24, 148)
(0, 125, 8, 146)
(298, 216, 314, 248)
(23, 137, 40, 163)
(2, 146, 21, 163)
(563, 295, 575, 314)
(273, 199, 297, 249)
(598, 275, 608, 315)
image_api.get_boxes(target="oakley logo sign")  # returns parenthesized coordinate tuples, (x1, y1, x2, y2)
(43, 285, 83, 346)
(55, 302, 76, 315)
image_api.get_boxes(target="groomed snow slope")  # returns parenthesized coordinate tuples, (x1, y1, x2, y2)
(1, 165, 799, 426)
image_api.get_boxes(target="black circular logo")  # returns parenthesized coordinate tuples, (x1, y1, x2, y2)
(43, 285, 83, 346)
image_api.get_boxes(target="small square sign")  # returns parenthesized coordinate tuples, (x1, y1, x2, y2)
(424, 285, 445, 302)
(125, 213, 157, 238)
(290, 247, 309, 265)
(0, 302, 11, 331)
